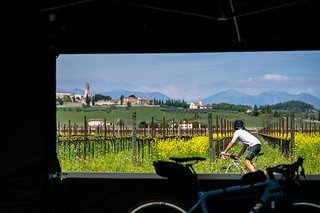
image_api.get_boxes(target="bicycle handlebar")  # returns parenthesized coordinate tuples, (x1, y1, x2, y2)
(229, 154, 239, 160)
(266, 157, 305, 182)
(220, 152, 239, 160)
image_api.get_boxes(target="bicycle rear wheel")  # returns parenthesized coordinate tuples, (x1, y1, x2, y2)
(127, 199, 188, 213)
(285, 200, 320, 213)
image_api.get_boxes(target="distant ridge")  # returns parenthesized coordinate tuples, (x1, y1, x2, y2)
(100, 90, 171, 101)
(201, 89, 320, 109)
(56, 88, 85, 94)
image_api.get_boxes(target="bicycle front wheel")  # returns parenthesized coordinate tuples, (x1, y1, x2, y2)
(127, 199, 188, 213)
(285, 200, 320, 213)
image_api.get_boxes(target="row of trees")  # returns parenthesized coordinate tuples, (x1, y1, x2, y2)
(96, 94, 189, 108)
(210, 103, 250, 113)
(252, 100, 319, 120)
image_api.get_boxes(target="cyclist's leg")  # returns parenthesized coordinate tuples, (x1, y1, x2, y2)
(245, 145, 261, 172)
(244, 159, 254, 172)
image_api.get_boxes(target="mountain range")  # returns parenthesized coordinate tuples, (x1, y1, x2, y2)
(100, 90, 171, 101)
(57, 88, 320, 109)
(201, 89, 320, 109)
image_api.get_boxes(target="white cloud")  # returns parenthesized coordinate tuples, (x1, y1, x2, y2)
(262, 74, 291, 81)
(139, 85, 205, 100)
(139, 85, 183, 98)
(235, 74, 298, 95)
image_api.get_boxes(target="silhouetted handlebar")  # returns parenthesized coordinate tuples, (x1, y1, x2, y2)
(266, 157, 305, 181)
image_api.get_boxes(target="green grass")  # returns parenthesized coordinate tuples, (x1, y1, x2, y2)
(57, 106, 270, 128)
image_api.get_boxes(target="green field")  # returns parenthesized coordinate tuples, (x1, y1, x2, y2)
(57, 106, 320, 174)
(57, 106, 272, 128)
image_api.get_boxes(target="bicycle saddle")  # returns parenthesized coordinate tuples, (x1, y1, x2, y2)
(169, 157, 206, 163)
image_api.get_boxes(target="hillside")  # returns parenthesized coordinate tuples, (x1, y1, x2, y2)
(56, 106, 268, 128)
(202, 89, 320, 109)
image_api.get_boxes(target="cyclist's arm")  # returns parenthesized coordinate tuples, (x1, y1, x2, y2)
(222, 141, 235, 154)
(221, 132, 238, 155)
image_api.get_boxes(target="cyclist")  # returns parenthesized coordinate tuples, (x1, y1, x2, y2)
(220, 120, 261, 173)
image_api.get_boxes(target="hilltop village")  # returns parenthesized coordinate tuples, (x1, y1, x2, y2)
(56, 83, 206, 110)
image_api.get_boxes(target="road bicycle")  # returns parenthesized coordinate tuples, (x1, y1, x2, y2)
(221, 152, 264, 174)
(128, 157, 320, 213)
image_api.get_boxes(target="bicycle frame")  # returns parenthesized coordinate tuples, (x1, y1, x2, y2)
(223, 157, 245, 174)
(151, 157, 306, 213)
(222, 152, 264, 174)
(188, 174, 283, 213)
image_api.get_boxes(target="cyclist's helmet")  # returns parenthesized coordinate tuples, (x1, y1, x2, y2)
(234, 120, 244, 130)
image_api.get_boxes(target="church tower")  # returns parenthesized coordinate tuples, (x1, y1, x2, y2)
(84, 82, 90, 97)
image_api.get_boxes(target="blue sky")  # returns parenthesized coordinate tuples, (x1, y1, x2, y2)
(57, 50, 320, 101)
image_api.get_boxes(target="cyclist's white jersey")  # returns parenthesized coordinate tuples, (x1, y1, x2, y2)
(231, 129, 261, 147)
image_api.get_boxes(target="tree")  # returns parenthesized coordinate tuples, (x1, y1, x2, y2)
(272, 100, 314, 112)
(85, 95, 91, 106)
(273, 110, 281, 118)
(56, 97, 63, 105)
(192, 121, 200, 129)
(267, 105, 272, 114)
(95, 94, 112, 101)
(91, 95, 95, 105)
(253, 104, 259, 116)
(163, 98, 189, 108)
(120, 95, 124, 105)
(138, 121, 148, 128)
(62, 95, 72, 103)
(201, 123, 208, 128)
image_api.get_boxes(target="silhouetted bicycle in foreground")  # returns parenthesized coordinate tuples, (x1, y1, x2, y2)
(128, 157, 320, 213)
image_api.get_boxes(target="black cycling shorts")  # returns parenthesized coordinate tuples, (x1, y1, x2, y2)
(245, 144, 261, 161)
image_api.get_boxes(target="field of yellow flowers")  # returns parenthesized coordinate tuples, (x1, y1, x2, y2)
(59, 133, 320, 174)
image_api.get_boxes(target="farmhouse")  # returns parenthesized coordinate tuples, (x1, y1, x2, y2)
(56, 92, 71, 98)
(189, 101, 204, 109)
(88, 119, 112, 127)
(95, 99, 117, 106)
(172, 120, 194, 130)
(122, 96, 151, 106)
